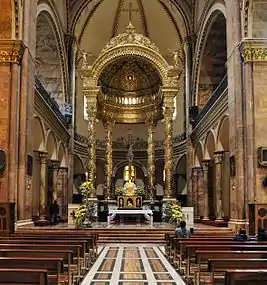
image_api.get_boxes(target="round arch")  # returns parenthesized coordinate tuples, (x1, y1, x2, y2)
(46, 130, 57, 160)
(192, 0, 227, 106)
(216, 116, 229, 151)
(57, 142, 66, 167)
(112, 160, 147, 178)
(204, 130, 216, 159)
(194, 141, 204, 166)
(36, 2, 68, 104)
(33, 116, 45, 151)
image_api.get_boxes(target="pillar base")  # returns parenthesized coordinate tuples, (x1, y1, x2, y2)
(202, 217, 209, 221)
(228, 219, 249, 232)
(215, 217, 223, 221)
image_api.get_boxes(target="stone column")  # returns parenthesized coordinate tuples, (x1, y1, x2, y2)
(103, 120, 114, 199)
(38, 152, 48, 216)
(201, 160, 210, 220)
(226, 0, 246, 228)
(163, 88, 176, 199)
(57, 167, 68, 218)
(214, 152, 224, 220)
(192, 167, 201, 220)
(146, 119, 157, 199)
(51, 160, 60, 201)
(85, 90, 99, 191)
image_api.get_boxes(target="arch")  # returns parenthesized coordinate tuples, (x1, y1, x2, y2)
(33, 116, 45, 151)
(57, 141, 67, 167)
(192, 0, 227, 106)
(90, 47, 171, 88)
(175, 154, 187, 195)
(46, 130, 57, 160)
(112, 160, 147, 178)
(216, 115, 229, 151)
(194, 141, 204, 166)
(204, 130, 216, 159)
(36, 2, 68, 104)
(73, 155, 85, 175)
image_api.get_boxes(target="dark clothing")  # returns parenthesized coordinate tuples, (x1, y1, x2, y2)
(175, 227, 190, 238)
(233, 234, 248, 241)
(50, 203, 59, 225)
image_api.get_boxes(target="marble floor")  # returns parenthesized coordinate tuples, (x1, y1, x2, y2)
(81, 244, 185, 285)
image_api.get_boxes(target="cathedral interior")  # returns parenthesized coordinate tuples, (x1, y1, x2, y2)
(0, 0, 267, 235)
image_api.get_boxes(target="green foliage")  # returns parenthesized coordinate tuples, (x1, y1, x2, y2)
(164, 202, 184, 225)
(135, 186, 144, 196)
(115, 186, 124, 196)
(73, 180, 96, 228)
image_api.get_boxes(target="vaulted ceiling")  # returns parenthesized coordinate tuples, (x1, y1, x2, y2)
(71, 0, 191, 64)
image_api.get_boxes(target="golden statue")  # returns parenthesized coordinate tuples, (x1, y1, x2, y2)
(125, 180, 135, 196)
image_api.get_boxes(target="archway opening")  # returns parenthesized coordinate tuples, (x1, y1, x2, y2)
(175, 155, 187, 206)
(36, 13, 64, 107)
(198, 12, 227, 108)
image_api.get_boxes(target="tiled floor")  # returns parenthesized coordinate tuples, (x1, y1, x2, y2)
(82, 244, 185, 285)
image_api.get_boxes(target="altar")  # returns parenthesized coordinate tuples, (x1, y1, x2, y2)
(108, 209, 153, 226)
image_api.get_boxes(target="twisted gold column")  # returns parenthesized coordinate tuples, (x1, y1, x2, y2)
(104, 120, 114, 199)
(164, 107, 174, 198)
(85, 91, 98, 197)
(146, 120, 157, 199)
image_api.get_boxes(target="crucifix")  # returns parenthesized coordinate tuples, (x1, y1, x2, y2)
(122, 2, 139, 23)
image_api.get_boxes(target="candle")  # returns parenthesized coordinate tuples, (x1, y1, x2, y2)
(85, 172, 88, 181)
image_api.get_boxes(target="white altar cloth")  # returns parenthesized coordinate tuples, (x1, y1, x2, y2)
(107, 209, 153, 226)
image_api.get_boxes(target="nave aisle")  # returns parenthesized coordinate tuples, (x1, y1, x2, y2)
(81, 244, 185, 285)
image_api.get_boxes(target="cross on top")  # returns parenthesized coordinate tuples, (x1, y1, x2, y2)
(122, 2, 139, 23)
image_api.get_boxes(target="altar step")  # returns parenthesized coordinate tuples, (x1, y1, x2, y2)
(97, 229, 172, 243)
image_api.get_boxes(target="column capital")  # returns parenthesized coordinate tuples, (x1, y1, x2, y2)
(103, 119, 115, 129)
(214, 151, 225, 164)
(51, 160, 60, 169)
(38, 151, 48, 162)
(192, 166, 202, 175)
(239, 39, 267, 63)
(201, 160, 210, 171)
(0, 40, 25, 64)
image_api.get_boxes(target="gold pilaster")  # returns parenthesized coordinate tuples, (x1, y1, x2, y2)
(201, 160, 210, 220)
(0, 40, 25, 64)
(146, 119, 157, 199)
(104, 120, 115, 199)
(239, 39, 267, 63)
(214, 152, 224, 220)
(38, 151, 48, 215)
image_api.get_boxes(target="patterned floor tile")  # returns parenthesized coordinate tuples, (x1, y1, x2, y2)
(144, 247, 158, 258)
(121, 259, 145, 272)
(154, 273, 173, 280)
(119, 273, 146, 280)
(157, 283, 177, 285)
(118, 282, 148, 285)
(98, 259, 116, 271)
(90, 282, 109, 285)
(123, 248, 141, 258)
(105, 249, 119, 258)
(148, 259, 168, 272)
(93, 273, 112, 280)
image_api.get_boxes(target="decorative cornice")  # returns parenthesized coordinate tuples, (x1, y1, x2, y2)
(239, 39, 267, 63)
(0, 40, 25, 64)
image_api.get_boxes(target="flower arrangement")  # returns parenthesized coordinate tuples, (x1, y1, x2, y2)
(135, 186, 144, 196)
(73, 180, 96, 228)
(115, 186, 124, 196)
(164, 202, 184, 225)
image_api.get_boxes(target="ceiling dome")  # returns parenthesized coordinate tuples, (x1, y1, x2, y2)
(99, 56, 161, 96)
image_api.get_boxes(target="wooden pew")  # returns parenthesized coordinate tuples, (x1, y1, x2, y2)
(0, 249, 73, 285)
(0, 257, 65, 285)
(185, 244, 267, 277)
(15, 230, 98, 258)
(0, 268, 48, 285)
(194, 250, 267, 285)
(0, 243, 82, 279)
(224, 269, 267, 285)
(204, 258, 267, 285)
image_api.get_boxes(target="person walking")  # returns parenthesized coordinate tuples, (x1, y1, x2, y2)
(50, 200, 59, 225)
